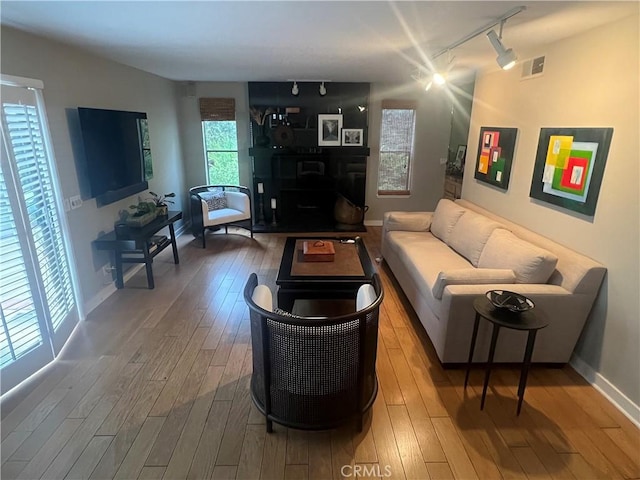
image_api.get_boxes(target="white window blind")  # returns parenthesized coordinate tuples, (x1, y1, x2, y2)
(377, 100, 417, 196)
(0, 75, 82, 394)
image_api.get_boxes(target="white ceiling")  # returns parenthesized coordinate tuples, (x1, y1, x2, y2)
(1, 1, 636, 83)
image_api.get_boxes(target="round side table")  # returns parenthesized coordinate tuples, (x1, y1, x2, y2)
(464, 296, 548, 415)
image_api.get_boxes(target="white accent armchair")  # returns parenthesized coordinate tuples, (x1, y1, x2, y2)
(189, 185, 253, 248)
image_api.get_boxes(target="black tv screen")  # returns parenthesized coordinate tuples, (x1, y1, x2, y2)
(77, 107, 148, 206)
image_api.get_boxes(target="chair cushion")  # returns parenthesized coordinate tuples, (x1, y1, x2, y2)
(478, 229, 558, 284)
(448, 211, 504, 267)
(252, 284, 272, 311)
(430, 199, 466, 243)
(200, 191, 227, 211)
(356, 284, 377, 311)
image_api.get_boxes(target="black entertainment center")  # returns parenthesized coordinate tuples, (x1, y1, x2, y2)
(248, 82, 370, 232)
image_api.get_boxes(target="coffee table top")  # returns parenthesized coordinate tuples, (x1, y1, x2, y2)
(276, 236, 375, 285)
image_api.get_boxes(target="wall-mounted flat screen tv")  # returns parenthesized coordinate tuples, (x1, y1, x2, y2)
(77, 107, 149, 206)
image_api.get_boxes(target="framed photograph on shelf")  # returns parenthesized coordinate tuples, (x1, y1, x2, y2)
(318, 114, 342, 146)
(474, 127, 518, 190)
(342, 128, 363, 146)
(529, 127, 613, 216)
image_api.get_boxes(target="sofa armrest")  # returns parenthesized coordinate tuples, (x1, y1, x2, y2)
(439, 284, 592, 363)
(383, 211, 433, 232)
(432, 269, 516, 299)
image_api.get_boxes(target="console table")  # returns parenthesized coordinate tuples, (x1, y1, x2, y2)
(94, 211, 182, 289)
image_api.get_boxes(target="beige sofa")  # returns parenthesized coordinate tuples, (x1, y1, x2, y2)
(381, 199, 606, 364)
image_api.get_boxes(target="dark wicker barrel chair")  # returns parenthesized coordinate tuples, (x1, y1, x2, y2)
(243, 272, 383, 432)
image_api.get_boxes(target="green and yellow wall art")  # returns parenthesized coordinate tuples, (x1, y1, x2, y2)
(530, 128, 613, 216)
(474, 127, 518, 190)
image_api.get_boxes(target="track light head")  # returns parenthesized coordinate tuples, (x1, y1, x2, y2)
(291, 81, 299, 96)
(487, 29, 517, 70)
(319, 82, 326, 96)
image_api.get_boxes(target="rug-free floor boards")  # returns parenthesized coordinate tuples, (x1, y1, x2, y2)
(2, 228, 638, 480)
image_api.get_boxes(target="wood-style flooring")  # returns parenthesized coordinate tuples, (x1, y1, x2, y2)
(2, 227, 639, 480)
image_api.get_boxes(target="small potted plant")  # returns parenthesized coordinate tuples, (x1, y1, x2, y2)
(148, 191, 175, 217)
(124, 200, 158, 227)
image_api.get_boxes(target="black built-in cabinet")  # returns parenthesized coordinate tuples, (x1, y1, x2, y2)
(248, 82, 370, 232)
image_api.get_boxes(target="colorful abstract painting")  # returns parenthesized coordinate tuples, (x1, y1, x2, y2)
(474, 127, 518, 190)
(530, 128, 613, 216)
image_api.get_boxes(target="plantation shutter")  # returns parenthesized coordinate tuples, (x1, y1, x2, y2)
(377, 100, 417, 196)
(1, 75, 82, 393)
(199, 98, 236, 121)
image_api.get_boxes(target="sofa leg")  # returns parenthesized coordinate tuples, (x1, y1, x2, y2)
(202, 229, 206, 249)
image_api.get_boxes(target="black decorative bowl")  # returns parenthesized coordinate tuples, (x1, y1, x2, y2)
(486, 290, 534, 313)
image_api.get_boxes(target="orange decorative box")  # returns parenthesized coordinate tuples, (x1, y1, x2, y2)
(302, 240, 335, 262)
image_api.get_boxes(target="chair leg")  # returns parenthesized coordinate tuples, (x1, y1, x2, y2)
(202, 229, 206, 249)
(225, 225, 228, 234)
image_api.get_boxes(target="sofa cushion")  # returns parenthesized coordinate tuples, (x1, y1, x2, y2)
(200, 191, 227, 211)
(478, 229, 558, 283)
(385, 212, 432, 232)
(431, 268, 516, 299)
(448, 211, 504, 267)
(430, 199, 466, 243)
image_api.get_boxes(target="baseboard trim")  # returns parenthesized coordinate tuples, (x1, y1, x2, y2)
(364, 220, 382, 227)
(570, 353, 640, 428)
(84, 222, 188, 315)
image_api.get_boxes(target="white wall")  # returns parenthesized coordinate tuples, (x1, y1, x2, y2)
(464, 14, 639, 409)
(177, 82, 251, 191)
(1, 27, 186, 309)
(365, 83, 452, 221)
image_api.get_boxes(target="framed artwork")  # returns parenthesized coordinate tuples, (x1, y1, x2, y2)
(474, 127, 518, 190)
(529, 127, 613, 216)
(318, 114, 342, 146)
(342, 128, 363, 146)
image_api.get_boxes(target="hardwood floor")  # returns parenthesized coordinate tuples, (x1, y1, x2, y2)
(2, 228, 639, 480)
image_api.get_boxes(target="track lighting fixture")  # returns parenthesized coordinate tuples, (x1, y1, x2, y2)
(413, 6, 525, 90)
(487, 29, 517, 70)
(291, 81, 299, 96)
(319, 82, 327, 96)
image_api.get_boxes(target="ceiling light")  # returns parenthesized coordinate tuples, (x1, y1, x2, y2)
(487, 29, 517, 70)
(319, 82, 326, 96)
(433, 73, 446, 85)
(291, 81, 299, 96)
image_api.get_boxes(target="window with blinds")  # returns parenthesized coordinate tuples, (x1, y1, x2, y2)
(199, 97, 239, 185)
(377, 100, 417, 196)
(1, 75, 80, 394)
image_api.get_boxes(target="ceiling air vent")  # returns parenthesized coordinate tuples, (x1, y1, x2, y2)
(520, 55, 545, 80)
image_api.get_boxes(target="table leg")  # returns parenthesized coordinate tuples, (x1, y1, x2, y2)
(464, 313, 481, 389)
(142, 243, 155, 289)
(114, 250, 124, 289)
(481, 323, 501, 410)
(169, 223, 179, 264)
(517, 329, 538, 415)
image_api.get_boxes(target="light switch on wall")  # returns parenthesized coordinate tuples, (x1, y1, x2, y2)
(440, 157, 447, 165)
(63, 198, 71, 212)
(70, 195, 82, 209)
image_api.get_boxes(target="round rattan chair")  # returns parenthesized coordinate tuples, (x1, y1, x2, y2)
(243, 273, 383, 432)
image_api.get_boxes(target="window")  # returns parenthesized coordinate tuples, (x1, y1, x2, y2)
(200, 98, 238, 185)
(377, 100, 417, 196)
(1, 75, 82, 394)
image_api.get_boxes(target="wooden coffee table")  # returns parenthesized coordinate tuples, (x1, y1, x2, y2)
(276, 236, 376, 311)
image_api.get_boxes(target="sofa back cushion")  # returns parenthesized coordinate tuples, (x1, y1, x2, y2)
(478, 229, 558, 283)
(448, 211, 504, 267)
(430, 199, 466, 243)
